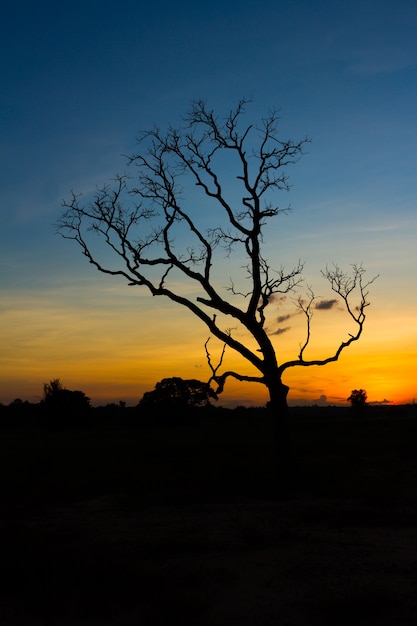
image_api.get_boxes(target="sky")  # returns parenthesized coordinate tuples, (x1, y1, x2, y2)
(1, 0, 416, 407)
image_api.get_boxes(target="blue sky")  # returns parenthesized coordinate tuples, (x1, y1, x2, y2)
(1, 0, 416, 405)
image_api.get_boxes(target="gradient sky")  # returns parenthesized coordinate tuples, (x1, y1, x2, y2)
(1, 0, 416, 407)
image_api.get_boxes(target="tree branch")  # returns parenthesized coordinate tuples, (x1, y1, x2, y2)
(58, 99, 376, 405)
(279, 264, 378, 374)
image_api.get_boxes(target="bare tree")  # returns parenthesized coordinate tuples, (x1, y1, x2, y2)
(58, 99, 377, 467)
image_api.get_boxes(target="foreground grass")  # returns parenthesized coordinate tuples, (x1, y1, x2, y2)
(1, 407, 417, 625)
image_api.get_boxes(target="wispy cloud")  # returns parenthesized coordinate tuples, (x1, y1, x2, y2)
(315, 299, 338, 310)
(277, 313, 292, 323)
(270, 326, 291, 336)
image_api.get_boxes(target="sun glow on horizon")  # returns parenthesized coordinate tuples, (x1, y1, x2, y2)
(1, 300, 415, 408)
(1, 270, 416, 408)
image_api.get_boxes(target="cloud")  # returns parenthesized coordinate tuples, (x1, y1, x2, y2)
(315, 299, 338, 310)
(277, 313, 291, 323)
(311, 394, 328, 405)
(270, 326, 291, 336)
(267, 305, 301, 335)
(268, 294, 288, 306)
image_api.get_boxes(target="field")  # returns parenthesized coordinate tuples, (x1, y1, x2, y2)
(1, 405, 417, 625)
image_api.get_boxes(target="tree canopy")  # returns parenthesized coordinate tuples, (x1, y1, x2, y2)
(58, 99, 377, 424)
(42, 378, 91, 422)
(139, 377, 217, 411)
(348, 388, 368, 410)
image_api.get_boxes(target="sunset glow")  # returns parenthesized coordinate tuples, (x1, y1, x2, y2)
(1, 0, 416, 408)
(1, 275, 415, 406)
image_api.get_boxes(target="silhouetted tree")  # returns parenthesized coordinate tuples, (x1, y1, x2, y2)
(139, 377, 217, 416)
(43, 378, 65, 401)
(41, 378, 91, 426)
(58, 99, 377, 472)
(348, 388, 368, 411)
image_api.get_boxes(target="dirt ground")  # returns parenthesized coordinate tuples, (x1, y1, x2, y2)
(1, 409, 417, 625)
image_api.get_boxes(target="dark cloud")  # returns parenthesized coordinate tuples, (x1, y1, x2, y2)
(311, 395, 328, 405)
(271, 326, 291, 336)
(269, 294, 288, 305)
(315, 299, 338, 310)
(277, 313, 291, 323)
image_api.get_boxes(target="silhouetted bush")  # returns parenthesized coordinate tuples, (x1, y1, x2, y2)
(1, 399, 42, 427)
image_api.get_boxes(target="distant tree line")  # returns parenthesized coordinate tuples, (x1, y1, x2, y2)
(0, 377, 219, 428)
(0, 378, 414, 428)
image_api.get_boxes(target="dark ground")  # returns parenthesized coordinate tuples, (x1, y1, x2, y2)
(1, 405, 417, 625)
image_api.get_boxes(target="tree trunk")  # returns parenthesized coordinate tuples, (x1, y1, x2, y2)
(266, 378, 294, 497)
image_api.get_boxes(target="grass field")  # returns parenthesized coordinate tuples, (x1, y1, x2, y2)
(1, 406, 417, 625)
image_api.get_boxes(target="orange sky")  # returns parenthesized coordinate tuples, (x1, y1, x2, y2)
(1, 276, 415, 407)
